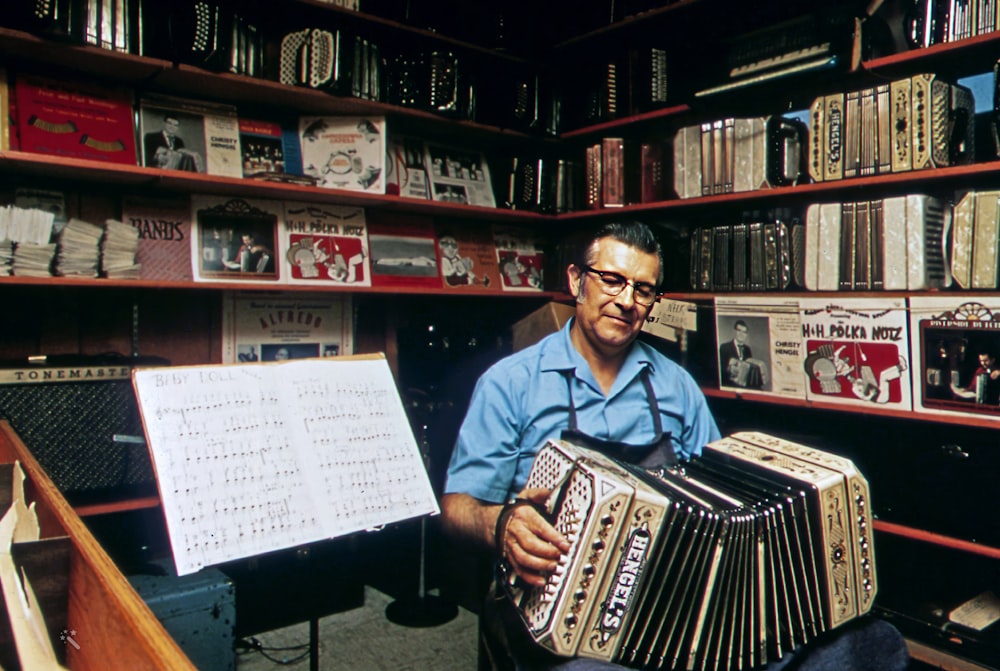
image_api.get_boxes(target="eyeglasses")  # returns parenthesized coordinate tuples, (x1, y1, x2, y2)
(581, 265, 660, 306)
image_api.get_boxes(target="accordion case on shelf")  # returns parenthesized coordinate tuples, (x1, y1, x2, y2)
(503, 433, 875, 670)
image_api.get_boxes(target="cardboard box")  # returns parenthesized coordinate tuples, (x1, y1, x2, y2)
(512, 302, 574, 351)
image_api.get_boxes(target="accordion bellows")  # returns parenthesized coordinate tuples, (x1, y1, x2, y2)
(503, 432, 875, 670)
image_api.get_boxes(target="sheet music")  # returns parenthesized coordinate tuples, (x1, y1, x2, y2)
(133, 355, 439, 575)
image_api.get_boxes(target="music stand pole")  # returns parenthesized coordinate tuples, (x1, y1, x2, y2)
(385, 405, 457, 627)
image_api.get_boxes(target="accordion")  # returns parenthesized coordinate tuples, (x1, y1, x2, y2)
(673, 116, 807, 199)
(803, 195, 951, 291)
(503, 432, 875, 670)
(808, 73, 974, 182)
(689, 214, 795, 292)
(952, 190, 1000, 289)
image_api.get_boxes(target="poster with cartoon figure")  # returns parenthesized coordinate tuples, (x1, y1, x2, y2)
(910, 296, 1000, 419)
(281, 202, 371, 287)
(800, 297, 911, 410)
(493, 225, 544, 292)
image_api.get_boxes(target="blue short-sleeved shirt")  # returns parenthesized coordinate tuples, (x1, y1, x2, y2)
(444, 319, 721, 503)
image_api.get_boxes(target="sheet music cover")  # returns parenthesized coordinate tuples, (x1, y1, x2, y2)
(132, 354, 438, 575)
(14, 73, 136, 165)
(385, 134, 430, 200)
(120, 195, 193, 282)
(367, 211, 440, 289)
(238, 117, 312, 184)
(138, 94, 242, 177)
(714, 297, 805, 398)
(800, 297, 911, 409)
(299, 115, 386, 193)
(909, 296, 1000, 420)
(423, 142, 496, 208)
(190, 195, 284, 284)
(493, 225, 544, 292)
(434, 222, 502, 291)
(281, 201, 371, 287)
(220, 290, 354, 364)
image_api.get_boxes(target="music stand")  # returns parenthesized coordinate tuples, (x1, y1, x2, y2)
(386, 395, 457, 627)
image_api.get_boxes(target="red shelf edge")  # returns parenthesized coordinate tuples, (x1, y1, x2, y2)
(874, 520, 1000, 560)
(702, 387, 1000, 430)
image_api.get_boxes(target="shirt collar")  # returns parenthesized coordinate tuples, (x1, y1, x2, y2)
(539, 318, 654, 384)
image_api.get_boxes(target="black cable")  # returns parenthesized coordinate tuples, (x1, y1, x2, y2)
(235, 636, 312, 666)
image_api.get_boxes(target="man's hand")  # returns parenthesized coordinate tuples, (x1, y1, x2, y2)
(498, 488, 571, 588)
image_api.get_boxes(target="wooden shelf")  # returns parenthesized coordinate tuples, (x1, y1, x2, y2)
(0, 28, 543, 148)
(559, 159, 1000, 219)
(863, 30, 1000, 79)
(0, 273, 568, 298)
(560, 104, 691, 139)
(0, 150, 550, 223)
(703, 387, 1000, 430)
(874, 520, 1000, 561)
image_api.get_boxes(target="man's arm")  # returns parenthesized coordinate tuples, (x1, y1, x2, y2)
(440, 491, 569, 588)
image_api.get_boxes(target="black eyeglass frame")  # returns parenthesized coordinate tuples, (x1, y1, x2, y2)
(580, 264, 662, 306)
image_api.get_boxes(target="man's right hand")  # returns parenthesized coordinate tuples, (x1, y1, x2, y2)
(497, 488, 571, 588)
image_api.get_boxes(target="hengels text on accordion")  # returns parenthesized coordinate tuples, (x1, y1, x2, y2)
(503, 432, 875, 670)
(809, 73, 973, 182)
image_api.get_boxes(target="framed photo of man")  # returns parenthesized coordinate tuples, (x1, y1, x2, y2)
(191, 196, 281, 283)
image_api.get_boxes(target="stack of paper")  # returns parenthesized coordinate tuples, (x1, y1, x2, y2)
(0, 240, 12, 275)
(53, 217, 103, 277)
(101, 218, 141, 279)
(12, 242, 56, 277)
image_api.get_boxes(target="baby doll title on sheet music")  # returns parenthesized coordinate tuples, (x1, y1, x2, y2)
(133, 357, 438, 575)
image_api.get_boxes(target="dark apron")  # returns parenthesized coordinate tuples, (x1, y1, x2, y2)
(484, 367, 677, 671)
(559, 366, 676, 470)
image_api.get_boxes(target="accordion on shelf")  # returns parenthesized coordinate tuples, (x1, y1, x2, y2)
(689, 213, 796, 292)
(952, 190, 1000, 289)
(803, 194, 951, 291)
(503, 432, 875, 671)
(673, 116, 807, 199)
(808, 73, 974, 182)
(279, 28, 383, 100)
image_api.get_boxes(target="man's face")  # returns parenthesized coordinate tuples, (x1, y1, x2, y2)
(164, 118, 180, 137)
(567, 238, 659, 356)
(734, 324, 749, 344)
(980, 354, 994, 370)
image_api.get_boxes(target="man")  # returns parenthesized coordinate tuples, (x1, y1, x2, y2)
(442, 221, 907, 671)
(143, 114, 185, 166)
(720, 319, 768, 389)
(719, 319, 752, 367)
(442, 221, 720, 667)
(952, 349, 1000, 405)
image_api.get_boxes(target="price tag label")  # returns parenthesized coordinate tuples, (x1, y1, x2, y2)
(644, 299, 697, 342)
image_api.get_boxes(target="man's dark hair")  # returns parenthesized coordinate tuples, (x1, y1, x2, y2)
(734, 320, 749, 331)
(579, 221, 664, 284)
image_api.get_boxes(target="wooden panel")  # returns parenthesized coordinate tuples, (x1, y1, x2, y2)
(0, 421, 195, 670)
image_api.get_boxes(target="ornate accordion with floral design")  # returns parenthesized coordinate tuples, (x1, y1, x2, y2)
(503, 432, 876, 670)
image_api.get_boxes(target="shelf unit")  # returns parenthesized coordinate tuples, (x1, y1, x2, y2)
(548, 4, 1000, 668)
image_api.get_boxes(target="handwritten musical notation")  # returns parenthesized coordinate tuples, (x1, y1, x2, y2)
(133, 355, 439, 575)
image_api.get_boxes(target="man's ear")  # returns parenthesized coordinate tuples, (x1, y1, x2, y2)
(567, 265, 583, 298)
